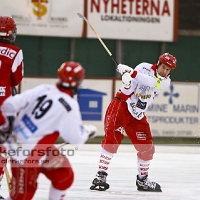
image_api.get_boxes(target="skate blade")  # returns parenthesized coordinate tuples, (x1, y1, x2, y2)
(90, 185, 109, 191)
(137, 188, 162, 192)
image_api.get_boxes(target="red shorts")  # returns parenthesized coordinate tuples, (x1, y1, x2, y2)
(102, 98, 155, 160)
(9, 146, 74, 200)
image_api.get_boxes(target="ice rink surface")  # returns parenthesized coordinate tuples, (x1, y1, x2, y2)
(1, 144, 200, 200)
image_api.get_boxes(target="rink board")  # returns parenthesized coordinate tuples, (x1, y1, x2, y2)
(20, 78, 200, 138)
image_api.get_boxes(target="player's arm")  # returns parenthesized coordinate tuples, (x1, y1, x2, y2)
(0, 114, 14, 144)
(1, 85, 42, 119)
(133, 63, 161, 87)
(131, 70, 160, 88)
(118, 63, 160, 88)
(10, 49, 24, 87)
(0, 86, 42, 143)
(60, 101, 97, 145)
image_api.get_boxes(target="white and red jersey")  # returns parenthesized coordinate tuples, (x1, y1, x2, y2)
(116, 63, 171, 120)
(0, 84, 89, 161)
(0, 40, 24, 105)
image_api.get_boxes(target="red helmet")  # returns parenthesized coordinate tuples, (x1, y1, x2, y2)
(58, 61, 85, 88)
(158, 53, 177, 69)
(0, 16, 17, 43)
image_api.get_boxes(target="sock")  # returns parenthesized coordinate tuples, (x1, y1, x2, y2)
(137, 158, 150, 179)
(49, 184, 66, 200)
(98, 147, 113, 172)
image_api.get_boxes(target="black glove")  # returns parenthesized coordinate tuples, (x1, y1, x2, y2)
(0, 116, 15, 144)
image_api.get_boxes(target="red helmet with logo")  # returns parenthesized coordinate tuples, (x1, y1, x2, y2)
(0, 16, 17, 43)
(58, 61, 85, 88)
(158, 53, 177, 69)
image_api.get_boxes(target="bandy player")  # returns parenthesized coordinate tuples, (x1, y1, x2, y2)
(0, 61, 97, 200)
(0, 16, 24, 200)
(90, 53, 177, 192)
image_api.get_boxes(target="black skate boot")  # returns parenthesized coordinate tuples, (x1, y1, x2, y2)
(90, 171, 109, 191)
(0, 195, 4, 200)
(0, 185, 4, 199)
(136, 175, 162, 192)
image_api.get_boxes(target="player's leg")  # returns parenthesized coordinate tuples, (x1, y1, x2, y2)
(9, 159, 40, 200)
(0, 153, 8, 200)
(90, 98, 127, 191)
(89, 148, 113, 191)
(41, 147, 74, 200)
(126, 116, 161, 192)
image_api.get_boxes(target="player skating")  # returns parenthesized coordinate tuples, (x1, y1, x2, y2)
(0, 61, 97, 200)
(0, 16, 24, 200)
(90, 53, 177, 192)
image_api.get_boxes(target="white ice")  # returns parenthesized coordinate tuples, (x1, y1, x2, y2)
(1, 144, 200, 200)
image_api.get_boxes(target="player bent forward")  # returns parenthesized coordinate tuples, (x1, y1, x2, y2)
(90, 53, 177, 192)
(0, 61, 97, 200)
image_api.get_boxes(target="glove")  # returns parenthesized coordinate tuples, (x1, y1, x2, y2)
(155, 77, 161, 89)
(0, 116, 15, 144)
(117, 64, 134, 75)
(83, 124, 97, 139)
(122, 72, 132, 88)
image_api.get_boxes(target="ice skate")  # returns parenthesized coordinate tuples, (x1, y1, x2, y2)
(0, 195, 4, 200)
(90, 171, 109, 191)
(136, 175, 162, 192)
(0, 184, 4, 200)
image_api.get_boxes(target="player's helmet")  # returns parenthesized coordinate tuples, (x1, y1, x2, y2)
(58, 61, 85, 89)
(0, 16, 17, 43)
(158, 53, 177, 69)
